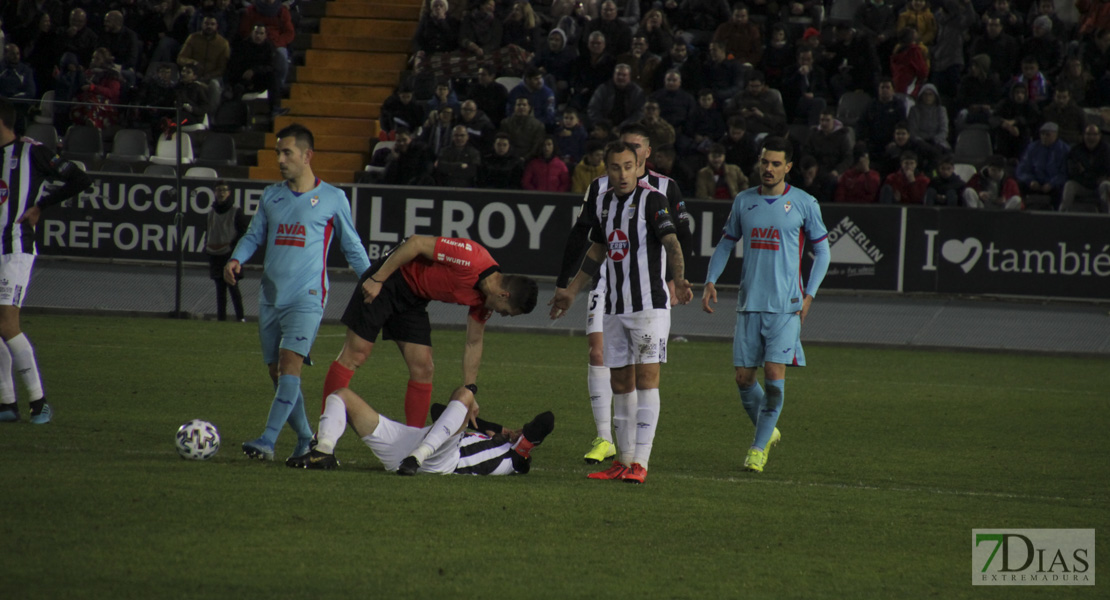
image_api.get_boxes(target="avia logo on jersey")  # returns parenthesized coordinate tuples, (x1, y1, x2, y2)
(0, 180, 8, 206)
(275, 222, 307, 247)
(441, 239, 473, 251)
(436, 252, 472, 267)
(310, 196, 319, 207)
(750, 227, 782, 251)
(608, 230, 630, 261)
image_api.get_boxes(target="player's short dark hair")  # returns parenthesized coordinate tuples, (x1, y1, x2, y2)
(618, 123, 652, 145)
(900, 150, 918, 163)
(503, 275, 538, 314)
(894, 120, 910, 132)
(937, 154, 954, 167)
(760, 136, 793, 162)
(0, 98, 14, 131)
(727, 115, 747, 130)
(708, 143, 726, 156)
(748, 70, 765, 83)
(820, 107, 837, 118)
(584, 138, 606, 154)
(276, 123, 315, 151)
(604, 140, 639, 163)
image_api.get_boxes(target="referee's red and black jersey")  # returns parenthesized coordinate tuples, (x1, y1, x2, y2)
(582, 181, 677, 315)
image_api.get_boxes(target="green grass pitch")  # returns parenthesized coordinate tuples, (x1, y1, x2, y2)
(3, 314, 1107, 599)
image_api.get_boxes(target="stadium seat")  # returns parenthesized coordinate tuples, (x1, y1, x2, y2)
(953, 163, 977, 183)
(97, 160, 135, 174)
(24, 123, 59, 152)
(149, 132, 195, 166)
(184, 166, 219, 178)
(181, 114, 209, 133)
(33, 90, 55, 125)
(212, 99, 250, 133)
(495, 76, 522, 94)
(105, 129, 151, 164)
(836, 91, 871, 129)
(194, 133, 237, 168)
(953, 129, 993, 167)
(144, 164, 176, 177)
(61, 125, 104, 165)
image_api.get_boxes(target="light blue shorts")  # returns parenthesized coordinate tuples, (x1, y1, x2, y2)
(258, 304, 324, 365)
(733, 311, 806, 368)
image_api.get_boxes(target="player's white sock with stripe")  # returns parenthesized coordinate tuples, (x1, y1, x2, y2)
(7, 334, 43, 401)
(0, 339, 16, 406)
(315, 394, 348, 454)
(611, 392, 636, 465)
(588, 365, 613, 442)
(411, 399, 467, 463)
(633, 388, 660, 469)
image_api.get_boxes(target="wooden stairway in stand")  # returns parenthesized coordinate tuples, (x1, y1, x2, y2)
(248, 0, 421, 184)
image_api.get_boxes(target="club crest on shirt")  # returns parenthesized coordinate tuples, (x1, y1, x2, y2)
(311, 196, 319, 207)
(9, 158, 19, 171)
(0, 181, 8, 205)
(784, 199, 792, 213)
(607, 229, 630, 261)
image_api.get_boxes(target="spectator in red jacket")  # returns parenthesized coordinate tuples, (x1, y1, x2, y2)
(835, 144, 881, 203)
(522, 136, 571, 191)
(880, 151, 930, 203)
(964, 154, 1023, 209)
(239, 0, 294, 89)
(890, 27, 929, 97)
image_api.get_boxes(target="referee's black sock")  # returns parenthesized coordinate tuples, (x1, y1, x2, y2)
(30, 397, 46, 415)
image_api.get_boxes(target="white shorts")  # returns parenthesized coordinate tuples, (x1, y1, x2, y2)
(361, 415, 464, 474)
(585, 289, 604, 335)
(0, 254, 34, 308)
(603, 308, 670, 368)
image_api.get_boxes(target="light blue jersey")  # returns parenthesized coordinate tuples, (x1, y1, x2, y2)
(706, 184, 830, 314)
(232, 179, 371, 308)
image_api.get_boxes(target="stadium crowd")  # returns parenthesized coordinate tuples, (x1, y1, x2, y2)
(0, 0, 298, 144)
(0, 0, 1107, 211)
(372, 0, 1110, 211)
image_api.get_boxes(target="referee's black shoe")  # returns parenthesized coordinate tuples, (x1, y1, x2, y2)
(286, 449, 338, 470)
(397, 456, 420, 476)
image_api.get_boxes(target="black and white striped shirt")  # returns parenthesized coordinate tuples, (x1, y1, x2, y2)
(581, 181, 677, 315)
(556, 170, 691, 288)
(453, 433, 529, 476)
(0, 138, 91, 255)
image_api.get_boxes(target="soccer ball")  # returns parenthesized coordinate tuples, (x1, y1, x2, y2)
(175, 419, 220, 460)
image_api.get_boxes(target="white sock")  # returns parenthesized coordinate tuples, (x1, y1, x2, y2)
(0, 340, 15, 405)
(411, 399, 466, 463)
(611, 392, 636, 465)
(588, 365, 612, 441)
(7, 333, 43, 401)
(633, 388, 660, 469)
(315, 394, 348, 454)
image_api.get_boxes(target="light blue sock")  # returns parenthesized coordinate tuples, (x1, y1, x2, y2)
(738, 381, 763, 426)
(285, 390, 314, 441)
(260, 374, 301, 446)
(753, 379, 784, 450)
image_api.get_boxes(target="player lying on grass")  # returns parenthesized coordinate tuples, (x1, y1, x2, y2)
(287, 385, 554, 476)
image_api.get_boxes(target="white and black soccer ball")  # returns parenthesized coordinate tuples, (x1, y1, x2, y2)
(175, 419, 220, 460)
